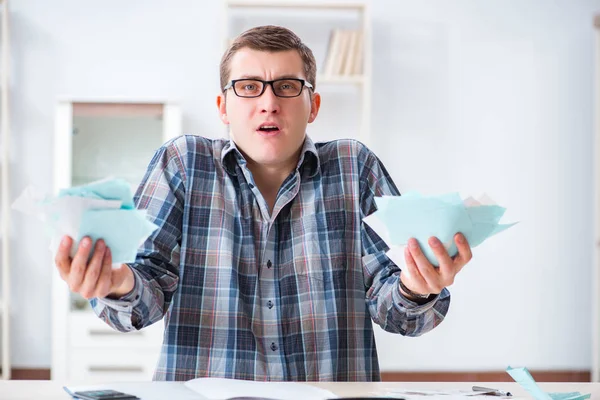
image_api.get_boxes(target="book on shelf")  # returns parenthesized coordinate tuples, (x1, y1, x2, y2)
(225, 28, 364, 80)
(322, 28, 364, 78)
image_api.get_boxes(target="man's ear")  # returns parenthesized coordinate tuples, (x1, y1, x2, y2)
(308, 92, 321, 123)
(217, 93, 229, 125)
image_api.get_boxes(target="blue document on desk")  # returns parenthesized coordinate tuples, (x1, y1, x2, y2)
(506, 366, 591, 400)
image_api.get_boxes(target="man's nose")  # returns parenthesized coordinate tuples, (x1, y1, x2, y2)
(259, 84, 280, 114)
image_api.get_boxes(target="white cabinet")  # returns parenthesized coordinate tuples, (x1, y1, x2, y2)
(51, 101, 181, 383)
(594, 15, 600, 383)
(0, 0, 10, 381)
(66, 313, 163, 384)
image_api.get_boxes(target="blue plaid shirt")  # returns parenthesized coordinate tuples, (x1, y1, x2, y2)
(91, 135, 450, 381)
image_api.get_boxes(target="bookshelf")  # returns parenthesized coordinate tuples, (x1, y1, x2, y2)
(222, 0, 372, 146)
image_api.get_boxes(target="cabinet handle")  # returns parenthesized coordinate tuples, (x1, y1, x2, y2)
(88, 329, 143, 337)
(88, 366, 144, 373)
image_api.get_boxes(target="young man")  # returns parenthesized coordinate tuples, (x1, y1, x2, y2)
(55, 25, 472, 381)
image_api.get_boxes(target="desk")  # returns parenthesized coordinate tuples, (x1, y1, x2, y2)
(1, 380, 599, 400)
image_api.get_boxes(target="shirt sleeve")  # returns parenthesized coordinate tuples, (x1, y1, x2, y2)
(358, 145, 451, 336)
(91, 138, 187, 332)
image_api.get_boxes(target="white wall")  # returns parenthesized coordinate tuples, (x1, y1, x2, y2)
(8, 0, 599, 371)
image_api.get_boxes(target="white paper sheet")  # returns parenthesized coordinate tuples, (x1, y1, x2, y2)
(183, 377, 337, 400)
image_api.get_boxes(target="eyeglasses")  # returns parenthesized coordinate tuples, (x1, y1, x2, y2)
(223, 78, 314, 98)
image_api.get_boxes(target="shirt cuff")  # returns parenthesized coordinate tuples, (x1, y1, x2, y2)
(96, 266, 143, 311)
(393, 279, 440, 314)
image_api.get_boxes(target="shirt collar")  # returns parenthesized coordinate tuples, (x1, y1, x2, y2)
(221, 135, 320, 178)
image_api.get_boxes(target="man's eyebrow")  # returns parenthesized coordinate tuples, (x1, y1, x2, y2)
(236, 74, 304, 80)
(237, 75, 263, 80)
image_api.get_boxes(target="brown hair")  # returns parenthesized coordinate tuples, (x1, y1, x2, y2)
(219, 25, 318, 92)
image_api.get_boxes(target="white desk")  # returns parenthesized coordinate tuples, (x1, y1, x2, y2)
(1, 380, 598, 400)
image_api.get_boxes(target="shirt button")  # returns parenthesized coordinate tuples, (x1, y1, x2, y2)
(267, 300, 274, 309)
(270, 342, 278, 351)
(248, 183, 254, 189)
(267, 260, 272, 269)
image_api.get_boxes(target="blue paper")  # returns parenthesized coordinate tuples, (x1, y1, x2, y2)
(59, 178, 135, 209)
(79, 209, 157, 264)
(13, 178, 157, 263)
(364, 192, 517, 266)
(506, 366, 590, 400)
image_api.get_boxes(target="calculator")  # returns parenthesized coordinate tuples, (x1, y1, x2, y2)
(71, 389, 140, 400)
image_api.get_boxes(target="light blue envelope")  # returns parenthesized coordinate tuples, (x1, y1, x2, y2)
(375, 194, 472, 265)
(366, 192, 516, 266)
(78, 209, 158, 264)
(59, 178, 135, 209)
(506, 366, 590, 400)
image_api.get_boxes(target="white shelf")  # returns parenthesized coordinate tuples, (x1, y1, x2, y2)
(318, 74, 365, 85)
(226, 1, 366, 11)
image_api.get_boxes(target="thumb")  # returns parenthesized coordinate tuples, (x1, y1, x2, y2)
(110, 263, 135, 295)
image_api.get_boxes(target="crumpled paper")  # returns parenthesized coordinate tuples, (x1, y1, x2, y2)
(363, 191, 517, 267)
(12, 177, 158, 264)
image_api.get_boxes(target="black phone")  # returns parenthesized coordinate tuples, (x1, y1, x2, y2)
(71, 389, 140, 400)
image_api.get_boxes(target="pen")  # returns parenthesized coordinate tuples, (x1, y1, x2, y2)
(472, 386, 513, 396)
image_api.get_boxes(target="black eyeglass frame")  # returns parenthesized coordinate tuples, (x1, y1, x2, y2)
(223, 78, 314, 98)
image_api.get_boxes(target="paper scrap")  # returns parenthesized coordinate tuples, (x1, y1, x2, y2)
(506, 366, 590, 400)
(12, 177, 157, 264)
(363, 191, 517, 266)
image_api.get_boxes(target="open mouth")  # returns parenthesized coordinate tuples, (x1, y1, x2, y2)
(256, 123, 281, 135)
(258, 126, 280, 132)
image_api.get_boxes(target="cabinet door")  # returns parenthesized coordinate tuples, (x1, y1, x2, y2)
(52, 101, 181, 382)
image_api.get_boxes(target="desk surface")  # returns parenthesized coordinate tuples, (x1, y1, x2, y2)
(1, 380, 599, 400)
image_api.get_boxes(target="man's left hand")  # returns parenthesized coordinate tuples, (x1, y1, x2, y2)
(400, 233, 473, 299)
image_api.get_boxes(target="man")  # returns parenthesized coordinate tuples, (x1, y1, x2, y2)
(55, 25, 472, 381)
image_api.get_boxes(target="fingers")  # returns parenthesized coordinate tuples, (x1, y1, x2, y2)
(452, 233, 473, 273)
(404, 234, 473, 294)
(407, 238, 444, 293)
(428, 236, 456, 286)
(67, 237, 93, 292)
(94, 247, 113, 299)
(54, 236, 73, 280)
(78, 239, 106, 299)
(402, 246, 427, 292)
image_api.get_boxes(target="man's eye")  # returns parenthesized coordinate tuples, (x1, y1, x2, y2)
(244, 84, 257, 90)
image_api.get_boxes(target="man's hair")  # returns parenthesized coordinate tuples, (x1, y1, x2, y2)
(219, 25, 318, 92)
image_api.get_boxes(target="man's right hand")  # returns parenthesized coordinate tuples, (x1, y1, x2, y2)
(54, 235, 135, 300)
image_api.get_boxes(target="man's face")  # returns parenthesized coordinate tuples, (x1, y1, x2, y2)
(217, 48, 321, 168)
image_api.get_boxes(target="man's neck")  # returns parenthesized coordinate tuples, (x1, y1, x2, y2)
(247, 157, 298, 213)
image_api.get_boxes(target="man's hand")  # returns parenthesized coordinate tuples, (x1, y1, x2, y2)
(54, 235, 135, 300)
(400, 233, 472, 299)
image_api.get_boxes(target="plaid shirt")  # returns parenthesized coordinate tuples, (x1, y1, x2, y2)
(91, 135, 450, 382)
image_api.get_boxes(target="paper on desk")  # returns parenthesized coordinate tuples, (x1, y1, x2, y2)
(363, 192, 517, 267)
(383, 389, 513, 399)
(184, 377, 338, 400)
(12, 177, 158, 264)
(506, 366, 591, 400)
(64, 382, 204, 400)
